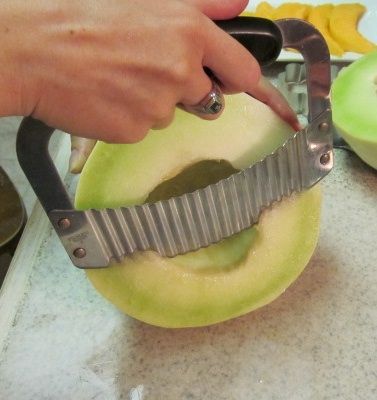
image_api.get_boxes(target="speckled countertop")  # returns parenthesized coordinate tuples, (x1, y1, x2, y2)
(0, 147, 376, 400)
(0, 116, 35, 216)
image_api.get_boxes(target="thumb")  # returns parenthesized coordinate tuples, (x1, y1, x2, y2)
(184, 0, 249, 20)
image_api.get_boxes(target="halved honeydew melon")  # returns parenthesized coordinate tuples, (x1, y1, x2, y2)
(332, 51, 377, 169)
(75, 93, 321, 328)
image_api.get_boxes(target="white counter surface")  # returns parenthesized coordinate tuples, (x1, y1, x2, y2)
(0, 148, 376, 400)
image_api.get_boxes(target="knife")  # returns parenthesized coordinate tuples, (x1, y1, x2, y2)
(16, 17, 333, 268)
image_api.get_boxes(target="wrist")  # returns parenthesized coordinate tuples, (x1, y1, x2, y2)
(0, 45, 24, 117)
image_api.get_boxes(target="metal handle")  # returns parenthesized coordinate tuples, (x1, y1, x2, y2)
(275, 18, 331, 121)
(218, 17, 331, 122)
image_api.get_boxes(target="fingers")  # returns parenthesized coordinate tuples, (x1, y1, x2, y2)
(176, 67, 225, 121)
(151, 109, 176, 130)
(173, 16, 262, 121)
(202, 23, 262, 94)
(180, 75, 224, 120)
(69, 136, 97, 174)
(57, 0, 296, 145)
(178, 65, 213, 106)
(185, 0, 248, 19)
(248, 77, 301, 131)
(201, 22, 299, 130)
(177, 1, 254, 121)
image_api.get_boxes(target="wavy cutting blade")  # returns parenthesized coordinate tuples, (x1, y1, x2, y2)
(50, 109, 332, 267)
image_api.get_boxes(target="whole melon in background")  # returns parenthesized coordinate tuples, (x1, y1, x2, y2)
(332, 50, 377, 169)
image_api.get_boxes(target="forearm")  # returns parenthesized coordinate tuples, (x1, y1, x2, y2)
(0, 1, 25, 116)
(0, 0, 55, 117)
(0, 0, 91, 118)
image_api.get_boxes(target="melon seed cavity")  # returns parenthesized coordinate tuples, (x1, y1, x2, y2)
(146, 160, 239, 203)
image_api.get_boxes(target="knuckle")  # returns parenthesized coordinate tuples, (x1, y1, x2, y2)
(125, 131, 148, 143)
(125, 122, 150, 143)
(170, 58, 194, 85)
(228, 60, 261, 93)
(147, 98, 175, 122)
(176, 8, 202, 33)
(154, 109, 175, 130)
(167, 18, 204, 84)
(104, 120, 149, 144)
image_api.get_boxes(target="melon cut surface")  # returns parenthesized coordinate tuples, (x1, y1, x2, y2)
(75, 93, 321, 328)
(332, 50, 377, 169)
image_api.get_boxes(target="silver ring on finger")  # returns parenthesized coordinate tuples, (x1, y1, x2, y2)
(192, 79, 224, 115)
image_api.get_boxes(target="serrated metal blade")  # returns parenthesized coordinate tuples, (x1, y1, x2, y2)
(50, 109, 332, 267)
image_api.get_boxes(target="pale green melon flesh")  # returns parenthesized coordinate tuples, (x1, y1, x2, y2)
(332, 50, 377, 169)
(75, 93, 321, 328)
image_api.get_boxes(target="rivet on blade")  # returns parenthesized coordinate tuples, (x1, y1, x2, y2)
(319, 122, 329, 132)
(320, 152, 331, 165)
(58, 218, 71, 230)
(73, 248, 86, 259)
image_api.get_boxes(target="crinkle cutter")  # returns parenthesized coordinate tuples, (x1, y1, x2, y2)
(16, 18, 333, 268)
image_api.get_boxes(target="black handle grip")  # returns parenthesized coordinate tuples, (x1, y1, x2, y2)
(217, 17, 282, 66)
(16, 117, 73, 213)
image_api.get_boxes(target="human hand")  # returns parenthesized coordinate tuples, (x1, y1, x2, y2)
(0, 0, 298, 144)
